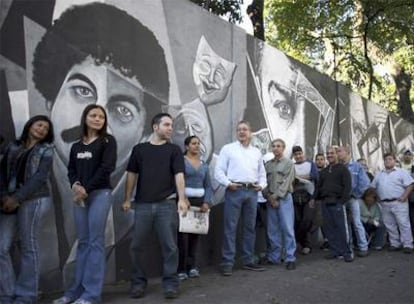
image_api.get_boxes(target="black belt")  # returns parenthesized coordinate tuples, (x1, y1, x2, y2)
(381, 198, 399, 202)
(234, 182, 255, 189)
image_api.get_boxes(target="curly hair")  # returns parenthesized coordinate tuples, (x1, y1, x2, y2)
(32, 2, 169, 114)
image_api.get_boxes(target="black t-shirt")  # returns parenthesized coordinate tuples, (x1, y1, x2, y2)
(67, 135, 117, 193)
(127, 142, 184, 203)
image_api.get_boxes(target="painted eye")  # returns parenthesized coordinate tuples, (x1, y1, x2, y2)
(111, 104, 133, 123)
(73, 86, 95, 99)
(198, 60, 211, 74)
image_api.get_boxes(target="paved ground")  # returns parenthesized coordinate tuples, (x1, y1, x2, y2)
(40, 248, 414, 304)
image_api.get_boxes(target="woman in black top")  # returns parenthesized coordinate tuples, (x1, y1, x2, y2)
(0, 115, 54, 304)
(54, 105, 116, 304)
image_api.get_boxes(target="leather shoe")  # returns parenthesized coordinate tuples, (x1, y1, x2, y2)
(286, 262, 296, 270)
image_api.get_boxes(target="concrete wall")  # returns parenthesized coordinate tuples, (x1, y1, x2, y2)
(1, 0, 413, 292)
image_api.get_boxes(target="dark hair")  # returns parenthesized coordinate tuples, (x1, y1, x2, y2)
(20, 115, 54, 144)
(383, 152, 396, 160)
(80, 104, 108, 139)
(151, 113, 172, 129)
(292, 145, 303, 154)
(184, 135, 199, 155)
(32, 2, 168, 136)
(362, 188, 378, 202)
(357, 158, 366, 162)
(315, 153, 325, 159)
(237, 120, 252, 130)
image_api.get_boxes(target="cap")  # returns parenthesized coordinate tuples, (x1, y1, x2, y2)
(292, 146, 303, 154)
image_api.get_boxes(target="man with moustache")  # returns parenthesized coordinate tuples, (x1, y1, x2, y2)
(215, 121, 267, 276)
(315, 147, 353, 262)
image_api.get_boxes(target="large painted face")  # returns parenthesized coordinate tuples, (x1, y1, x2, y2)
(260, 46, 304, 153)
(172, 107, 212, 160)
(51, 56, 146, 168)
(192, 36, 236, 106)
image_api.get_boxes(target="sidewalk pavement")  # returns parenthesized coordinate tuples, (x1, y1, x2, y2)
(40, 249, 414, 304)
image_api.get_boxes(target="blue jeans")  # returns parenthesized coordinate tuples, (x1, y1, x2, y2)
(64, 189, 112, 303)
(363, 222, 386, 248)
(130, 200, 179, 290)
(221, 188, 258, 266)
(322, 202, 353, 258)
(0, 196, 46, 304)
(267, 193, 296, 263)
(346, 198, 368, 251)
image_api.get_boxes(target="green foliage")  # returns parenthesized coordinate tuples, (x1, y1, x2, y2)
(190, 0, 244, 23)
(264, 0, 414, 116)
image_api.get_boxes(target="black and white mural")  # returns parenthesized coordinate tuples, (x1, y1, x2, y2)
(1, 0, 413, 292)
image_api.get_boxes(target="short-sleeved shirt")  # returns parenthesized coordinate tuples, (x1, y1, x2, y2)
(370, 167, 414, 201)
(127, 142, 185, 203)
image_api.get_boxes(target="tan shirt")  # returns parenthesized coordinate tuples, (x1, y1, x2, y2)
(264, 156, 295, 200)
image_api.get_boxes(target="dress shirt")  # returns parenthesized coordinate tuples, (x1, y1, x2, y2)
(370, 167, 414, 200)
(214, 141, 267, 189)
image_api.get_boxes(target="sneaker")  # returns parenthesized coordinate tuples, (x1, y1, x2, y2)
(344, 255, 354, 263)
(188, 268, 200, 278)
(357, 250, 369, 257)
(53, 296, 73, 304)
(301, 247, 311, 255)
(242, 263, 265, 272)
(320, 241, 329, 251)
(373, 246, 383, 251)
(164, 288, 178, 299)
(178, 272, 188, 281)
(72, 299, 92, 304)
(286, 261, 296, 270)
(130, 285, 146, 298)
(403, 247, 413, 254)
(220, 265, 233, 276)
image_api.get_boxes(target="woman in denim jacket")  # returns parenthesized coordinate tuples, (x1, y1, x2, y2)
(0, 115, 54, 304)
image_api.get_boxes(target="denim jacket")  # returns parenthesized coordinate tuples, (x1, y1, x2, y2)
(0, 141, 54, 202)
(347, 161, 369, 199)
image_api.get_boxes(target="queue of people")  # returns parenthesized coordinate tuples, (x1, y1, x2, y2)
(1, 114, 414, 303)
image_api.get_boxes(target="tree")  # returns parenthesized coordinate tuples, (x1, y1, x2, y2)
(265, 0, 414, 122)
(247, 0, 265, 40)
(190, 0, 244, 23)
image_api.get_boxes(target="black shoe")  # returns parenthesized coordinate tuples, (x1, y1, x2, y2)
(403, 247, 413, 254)
(130, 286, 146, 298)
(164, 288, 178, 299)
(220, 265, 233, 276)
(344, 255, 354, 263)
(286, 262, 296, 270)
(324, 253, 338, 260)
(357, 250, 369, 257)
(388, 246, 401, 252)
(242, 263, 265, 272)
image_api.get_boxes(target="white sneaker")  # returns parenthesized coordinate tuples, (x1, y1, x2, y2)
(72, 299, 92, 304)
(178, 272, 188, 281)
(188, 268, 200, 278)
(52, 296, 73, 304)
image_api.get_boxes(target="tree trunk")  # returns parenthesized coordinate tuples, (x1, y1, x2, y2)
(392, 67, 414, 123)
(247, 0, 264, 41)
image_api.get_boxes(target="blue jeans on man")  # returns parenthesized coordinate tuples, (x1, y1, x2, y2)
(322, 202, 353, 259)
(346, 198, 369, 251)
(0, 197, 47, 304)
(64, 189, 112, 303)
(267, 193, 296, 263)
(130, 199, 179, 291)
(221, 188, 258, 267)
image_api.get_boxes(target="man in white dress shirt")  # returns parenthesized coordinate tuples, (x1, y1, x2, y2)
(215, 121, 267, 276)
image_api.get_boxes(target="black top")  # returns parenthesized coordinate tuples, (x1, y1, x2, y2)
(315, 163, 351, 204)
(127, 142, 185, 203)
(16, 146, 34, 188)
(68, 135, 117, 193)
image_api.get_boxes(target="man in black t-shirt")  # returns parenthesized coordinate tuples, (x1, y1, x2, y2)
(122, 113, 188, 299)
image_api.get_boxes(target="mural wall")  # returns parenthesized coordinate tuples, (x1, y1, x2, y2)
(1, 0, 413, 292)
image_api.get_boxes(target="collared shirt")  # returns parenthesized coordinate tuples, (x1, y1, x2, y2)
(359, 200, 382, 223)
(347, 160, 369, 199)
(370, 167, 414, 200)
(264, 156, 295, 199)
(214, 141, 267, 189)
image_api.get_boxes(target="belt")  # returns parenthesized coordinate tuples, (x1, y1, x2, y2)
(233, 182, 256, 189)
(381, 198, 399, 202)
